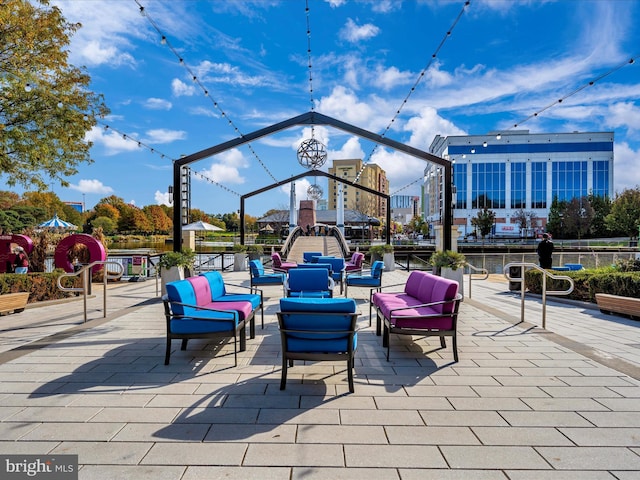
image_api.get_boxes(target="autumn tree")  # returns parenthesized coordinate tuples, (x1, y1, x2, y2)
(0, 0, 109, 190)
(143, 205, 172, 234)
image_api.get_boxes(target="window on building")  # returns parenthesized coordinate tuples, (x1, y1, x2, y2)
(454, 163, 467, 209)
(472, 163, 505, 208)
(553, 161, 587, 202)
(592, 160, 609, 198)
(531, 162, 547, 208)
(511, 162, 526, 209)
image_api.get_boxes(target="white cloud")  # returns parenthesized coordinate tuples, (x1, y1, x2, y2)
(197, 148, 248, 185)
(316, 86, 380, 131)
(69, 179, 114, 194)
(328, 136, 365, 161)
(280, 178, 312, 201)
(373, 65, 412, 91)
(370, 148, 426, 196)
(606, 102, 640, 133)
(85, 126, 140, 155)
(339, 18, 380, 43)
(613, 142, 640, 192)
(172, 78, 196, 97)
(370, 0, 401, 13)
(195, 61, 268, 87)
(325, 0, 346, 7)
(189, 106, 220, 118)
(144, 98, 173, 110)
(155, 190, 172, 206)
(144, 129, 187, 144)
(404, 107, 467, 149)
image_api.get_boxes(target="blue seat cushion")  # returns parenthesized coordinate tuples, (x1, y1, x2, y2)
(252, 274, 285, 285)
(288, 291, 331, 298)
(170, 317, 236, 334)
(285, 335, 357, 353)
(346, 276, 380, 286)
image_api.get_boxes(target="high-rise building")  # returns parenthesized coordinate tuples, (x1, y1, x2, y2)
(390, 195, 421, 225)
(328, 159, 389, 219)
(424, 130, 614, 237)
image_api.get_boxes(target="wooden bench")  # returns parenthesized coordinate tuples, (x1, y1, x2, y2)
(595, 293, 640, 320)
(0, 292, 30, 315)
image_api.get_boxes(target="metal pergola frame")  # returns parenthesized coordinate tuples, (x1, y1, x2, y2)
(172, 111, 452, 251)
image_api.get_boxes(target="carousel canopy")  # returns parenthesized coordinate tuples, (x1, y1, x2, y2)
(38, 214, 77, 229)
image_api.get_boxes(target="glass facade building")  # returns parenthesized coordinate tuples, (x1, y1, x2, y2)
(424, 130, 614, 237)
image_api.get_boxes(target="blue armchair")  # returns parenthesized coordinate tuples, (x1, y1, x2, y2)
(316, 256, 346, 295)
(249, 260, 286, 297)
(302, 251, 323, 263)
(285, 268, 334, 298)
(277, 297, 359, 392)
(345, 260, 385, 324)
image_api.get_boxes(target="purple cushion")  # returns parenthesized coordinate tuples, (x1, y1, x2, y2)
(404, 271, 428, 298)
(187, 276, 212, 306)
(201, 301, 253, 320)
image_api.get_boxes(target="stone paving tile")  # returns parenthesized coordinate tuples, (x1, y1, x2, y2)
(244, 443, 344, 467)
(521, 397, 611, 411)
(141, 442, 248, 465)
(536, 446, 640, 470)
(256, 408, 340, 425)
(447, 397, 532, 410)
(183, 466, 291, 480)
(5, 405, 103, 423)
(471, 426, 574, 446)
(579, 411, 640, 427)
(399, 470, 509, 480)
(498, 411, 595, 427)
(540, 386, 624, 398)
(204, 424, 297, 443)
(504, 470, 619, 479)
(339, 409, 425, 426)
(439, 445, 550, 469)
(373, 396, 452, 410)
(385, 425, 479, 445)
(421, 410, 510, 426)
(295, 425, 387, 444)
(18, 421, 125, 441)
(112, 422, 210, 442)
(345, 445, 447, 468)
(559, 427, 640, 446)
(79, 465, 186, 480)
(51, 440, 151, 465)
(0, 440, 60, 454)
(89, 406, 181, 423)
(290, 467, 401, 480)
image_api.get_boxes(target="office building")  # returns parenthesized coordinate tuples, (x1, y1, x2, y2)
(424, 130, 614, 237)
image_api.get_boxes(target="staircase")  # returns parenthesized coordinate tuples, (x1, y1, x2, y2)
(286, 236, 344, 263)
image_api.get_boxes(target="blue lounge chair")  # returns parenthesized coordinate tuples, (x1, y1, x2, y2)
(285, 268, 334, 298)
(249, 259, 286, 298)
(277, 297, 359, 392)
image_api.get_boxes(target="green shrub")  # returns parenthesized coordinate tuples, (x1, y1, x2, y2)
(0, 272, 83, 304)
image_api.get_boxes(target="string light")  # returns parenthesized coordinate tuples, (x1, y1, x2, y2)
(134, 0, 278, 183)
(390, 176, 424, 196)
(353, 0, 471, 185)
(305, 0, 316, 138)
(509, 54, 638, 130)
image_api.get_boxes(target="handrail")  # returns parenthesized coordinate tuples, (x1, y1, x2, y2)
(465, 262, 489, 299)
(57, 260, 125, 322)
(503, 262, 574, 328)
(280, 226, 304, 259)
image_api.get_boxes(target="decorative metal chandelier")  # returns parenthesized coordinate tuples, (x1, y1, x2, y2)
(307, 183, 323, 200)
(297, 138, 327, 170)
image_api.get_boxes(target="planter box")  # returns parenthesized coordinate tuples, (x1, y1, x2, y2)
(161, 266, 184, 295)
(234, 253, 247, 272)
(440, 267, 464, 298)
(383, 253, 395, 272)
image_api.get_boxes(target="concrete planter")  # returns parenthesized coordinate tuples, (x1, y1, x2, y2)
(440, 267, 464, 298)
(234, 253, 247, 271)
(383, 252, 395, 272)
(161, 266, 184, 295)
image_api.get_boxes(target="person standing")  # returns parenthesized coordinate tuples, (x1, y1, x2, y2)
(13, 246, 29, 274)
(536, 233, 554, 269)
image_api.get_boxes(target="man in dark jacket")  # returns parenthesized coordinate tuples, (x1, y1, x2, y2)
(536, 233, 554, 269)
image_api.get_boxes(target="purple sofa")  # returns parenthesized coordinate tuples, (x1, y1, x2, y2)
(372, 271, 462, 361)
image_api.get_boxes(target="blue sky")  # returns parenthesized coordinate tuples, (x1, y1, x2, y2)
(35, 0, 640, 216)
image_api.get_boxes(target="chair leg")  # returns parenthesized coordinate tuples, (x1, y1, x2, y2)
(180, 339, 188, 351)
(240, 326, 247, 352)
(440, 336, 446, 348)
(164, 338, 171, 365)
(233, 333, 237, 367)
(280, 355, 288, 390)
(376, 312, 382, 336)
(452, 335, 459, 362)
(347, 358, 354, 393)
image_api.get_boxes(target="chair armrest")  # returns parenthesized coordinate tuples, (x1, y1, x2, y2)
(164, 299, 240, 321)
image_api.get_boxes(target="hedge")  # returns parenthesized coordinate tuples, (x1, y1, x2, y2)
(0, 272, 83, 303)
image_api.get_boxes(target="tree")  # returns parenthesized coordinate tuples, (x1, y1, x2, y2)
(563, 197, 594, 240)
(546, 197, 567, 238)
(512, 208, 537, 237)
(606, 188, 640, 239)
(143, 205, 172, 234)
(0, 0, 109, 190)
(588, 193, 612, 238)
(471, 207, 496, 244)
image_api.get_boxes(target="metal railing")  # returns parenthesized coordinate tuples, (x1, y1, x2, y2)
(57, 260, 125, 322)
(503, 262, 574, 329)
(465, 262, 489, 299)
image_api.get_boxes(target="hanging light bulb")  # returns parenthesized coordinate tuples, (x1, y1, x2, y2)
(471, 149, 475, 154)
(161, 36, 167, 45)
(496, 134, 502, 140)
(483, 141, 488, 147)
(24, 83, 32, 92)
